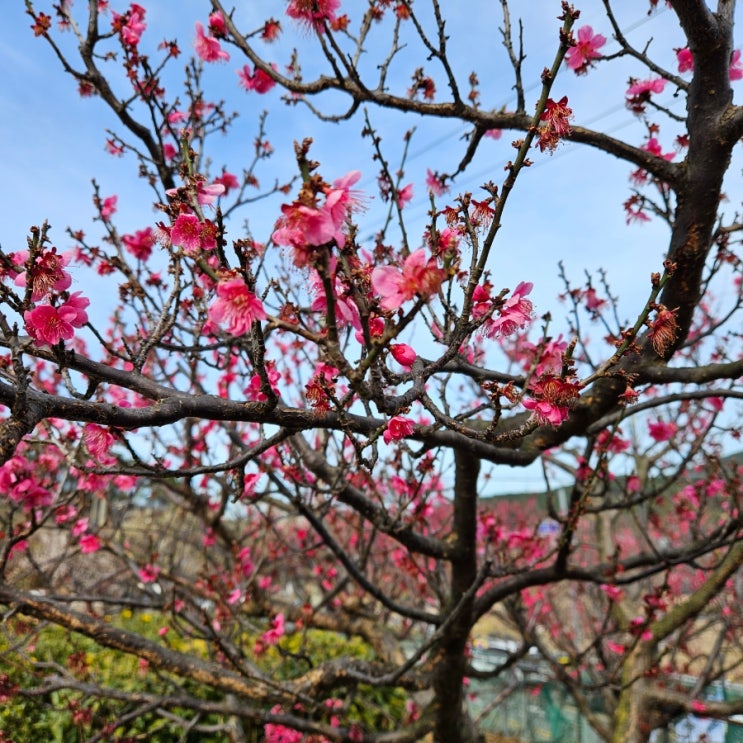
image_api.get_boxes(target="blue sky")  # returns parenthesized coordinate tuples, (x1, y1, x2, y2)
(1, 1, 741, 491)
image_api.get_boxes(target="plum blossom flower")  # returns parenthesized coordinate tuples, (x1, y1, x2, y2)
(79, 534, 102, 554)
(100, 195, 117, 221)
(647, 304, 678, 356)
(324, 170, 364, 235)
(169, 213, 217, 253)
(648, 419, 677, 442)
(244, 362, 281, 402)
(310, 261, 361, 329)
(14, 248, 73, 301)
(390, 343, 416, 370)
(264, 707, 303, 743)
(272, 204, 336, 266)
(522, 374, 581, 427)
(642, 137, 675, 161)
(484, 281, 533, 338)
(208, 278, 267, 336)
(565, 25, 606, 74)
(272, 171, 363, 265)
(194, 21, 229, 62)
(286, 0, 340, 33)
(626, 77, 666, 113)
(213, 171, 239, 194)
(122, 227, 155, 261)
(425, 168, 449, 196)
(371, 249, 445, 311)
(305, 363, 339, 412)
(626, 77, 666, 98)
(262, 19, 282, 42)
(522, 397, 569, 427)
(261, 613, 285, 647)
(7, 478, 54, 511)
(397, 183, 414, 208)
(112, 3, 146, 47)
(383, 415, 415, 444)
(676, 47, 694, 73)
(139, 564, 160, 583)
(25, 293, 90, 346)
(730, 49, 743, 80)
(208, 10, 226, 37)
(537, 96, 572, 152)
(237, 64, 278, 94)
(195, 181, 226, 206)
(84, 423, 117, 460)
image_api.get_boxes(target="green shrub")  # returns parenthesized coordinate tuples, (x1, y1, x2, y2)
(0, 612, 407, 740)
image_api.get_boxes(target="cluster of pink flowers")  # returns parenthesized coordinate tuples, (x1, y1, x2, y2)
(169, 212, 218, 254)
(207, 277, 267, 337)
(244, 363, 281, 402)
(648, 419, 678, 442)
(0, 454, 54, 512)
(112, 3, 146, 48)
(272, 171, 363, 267)
(9, 246, 90, 347)
(523, 374, 581, 427)
(565, 25, 606, 74)
(474, 281, 534, 339)
(194, 18, 229, 63)
(371, 248, 445, 311)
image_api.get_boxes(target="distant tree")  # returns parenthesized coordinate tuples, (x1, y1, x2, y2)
(1, 2, 743, 742)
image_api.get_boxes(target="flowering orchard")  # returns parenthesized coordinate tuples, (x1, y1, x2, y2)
(1, 1, 743, 742)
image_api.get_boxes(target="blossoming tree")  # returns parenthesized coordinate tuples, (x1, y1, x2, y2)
(1, 1, 743, 742)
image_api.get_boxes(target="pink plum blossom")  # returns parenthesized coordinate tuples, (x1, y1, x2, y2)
(484, 281, 533, 338)
(397, 183, 414, 208)
(14, 248, 73, 301)
(84, 423, 117, 460)
(238, 64, 278, 94)
(194, 22, 229, 62)
(425, 168, 449, 196)
(25, 293, 90, 346)
(122, 228, 155, 261)
(383, 416, 415, 444)
(139, 564, 160, 583)
(286, 0, 339, 33)
(522, 397, 569, 427)
(648, 419, 677, 442)
(390, 343, 416, 369)
(79, 534, 102, 554)
(213, 171, 239, 193)
(208, 10, 226, 37)
(100, 195, 117, 221)
(113, 4, 146, 47)
(676, 47, 694, 73)
(170, 213, 209, 253)
(371, 249, 445, 311)
(730, 49, 743, 80)
(565, 25, 606, 74)
(642, 137, 675, 161)
(208, 278, 267, 336)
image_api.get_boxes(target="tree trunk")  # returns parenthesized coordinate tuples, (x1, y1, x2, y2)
(431, 450, 481, 743)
